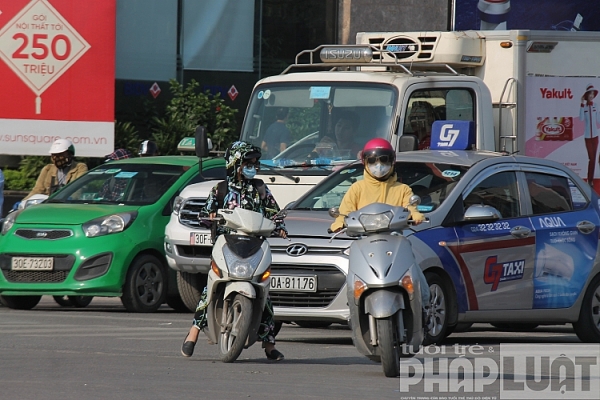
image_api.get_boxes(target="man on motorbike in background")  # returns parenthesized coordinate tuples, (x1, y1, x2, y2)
(23, 139, 88, 201)
(181, 141, 287, 361)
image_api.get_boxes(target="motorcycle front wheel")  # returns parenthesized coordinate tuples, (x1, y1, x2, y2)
(377, 313, 401, 378)
(219, 293, 253, 363)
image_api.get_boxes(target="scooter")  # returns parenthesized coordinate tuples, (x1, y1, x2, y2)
(202, 207, 285, 363)
(329, 199, 425, 377)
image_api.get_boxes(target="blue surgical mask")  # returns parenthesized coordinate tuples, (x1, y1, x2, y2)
(242, 166, 257, 179)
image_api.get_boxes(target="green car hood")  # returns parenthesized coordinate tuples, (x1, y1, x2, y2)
(15, 203, 140, 225)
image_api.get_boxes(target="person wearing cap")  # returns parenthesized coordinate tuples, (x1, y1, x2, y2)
(181, 141, 287, 361)
(104, 148, 132, 163)
(23, 139, 88, 201)
(580, 84, 600, 188)
(138, 140, 160, 157)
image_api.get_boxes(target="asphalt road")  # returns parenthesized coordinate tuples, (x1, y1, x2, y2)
(0, 297, 594, 400)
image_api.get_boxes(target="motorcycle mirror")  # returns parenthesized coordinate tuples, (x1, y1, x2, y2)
(409, 194, 421, 206)
(328, 207, 340, 218)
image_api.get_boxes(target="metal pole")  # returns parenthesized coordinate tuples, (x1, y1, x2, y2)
(258, 0, 263, 80)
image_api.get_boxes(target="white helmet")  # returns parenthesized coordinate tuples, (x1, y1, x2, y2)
(49, 139, 75, 155)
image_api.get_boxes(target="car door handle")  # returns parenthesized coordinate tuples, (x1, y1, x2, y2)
(510, 226, 531, 238)
(577, 220, 595, 235)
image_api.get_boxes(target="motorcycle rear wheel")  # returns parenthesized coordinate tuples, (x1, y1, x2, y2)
(219, 294, 253, 363)
(377, 313, 401, 378)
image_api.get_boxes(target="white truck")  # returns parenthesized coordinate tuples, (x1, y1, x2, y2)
(165, 29, 600, 311)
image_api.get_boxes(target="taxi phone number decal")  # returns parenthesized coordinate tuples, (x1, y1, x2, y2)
(471, 222, 511, 233)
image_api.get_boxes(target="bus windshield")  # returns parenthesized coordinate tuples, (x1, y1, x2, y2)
(240, 82, 397, 168)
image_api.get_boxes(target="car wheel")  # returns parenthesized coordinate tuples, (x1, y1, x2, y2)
(69, 296, 93, 308)
(573, 274, 600, 343)
(491, 323, 539, 331)
(53, 295, 72, 307)
(423, 272, 451, 345)
(177, 271, 207, 312)
(166, 294, 190, 312)
(0, 295, 42, 310)
(295, 321, 332, 329)
(121, 254, 167, 313)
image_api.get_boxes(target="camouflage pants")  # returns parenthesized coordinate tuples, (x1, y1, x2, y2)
(192, 286, 277, 344)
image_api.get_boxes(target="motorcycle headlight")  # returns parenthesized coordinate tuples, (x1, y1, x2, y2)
(222, 245, 264, 279)
(359, 211, 393, 232)
(1, 210, 21, 235)
(82, 212, 137, 237)
(172, 196, 184, 215)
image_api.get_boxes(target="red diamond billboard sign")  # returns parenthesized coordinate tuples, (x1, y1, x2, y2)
(0, 0, 91, 114)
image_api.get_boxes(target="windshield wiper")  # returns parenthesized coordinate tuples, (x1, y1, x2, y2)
(259, 162, 300, 183)
(282, 163, 332, 171)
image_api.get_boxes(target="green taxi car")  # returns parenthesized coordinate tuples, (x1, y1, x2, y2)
(0, 156, 224, 312)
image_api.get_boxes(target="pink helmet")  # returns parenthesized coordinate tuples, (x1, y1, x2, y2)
(362, 138, 395, 164)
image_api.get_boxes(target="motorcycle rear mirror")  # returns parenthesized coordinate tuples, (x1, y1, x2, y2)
(328, 207, 340, 218)
(409, 194, 421, 206)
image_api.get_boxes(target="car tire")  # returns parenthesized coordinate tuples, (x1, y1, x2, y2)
(423, 272, 452, 345)
(166, 294, 190, 312)
(54, 296, 93, 308)
(177, 271, 207, 312)
(573, 274, 600, 343)
(121, 254, 168, 313)
(0, 295, 42, 310)
(295, 321, 332, 329)
(491, 323, 539, 331)
(53, 295, 72, 307)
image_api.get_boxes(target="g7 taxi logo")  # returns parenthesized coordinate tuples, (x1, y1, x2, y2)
(483, 256, 525, 291)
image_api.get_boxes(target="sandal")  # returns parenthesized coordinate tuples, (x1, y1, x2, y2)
(265, 349, 285, 361)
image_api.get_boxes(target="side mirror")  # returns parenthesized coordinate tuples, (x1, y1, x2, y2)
(463, 204, 502, 222)
(328, 207, 340, 218)
(409, 194, 421, 206)
(195, 126, 209, 158)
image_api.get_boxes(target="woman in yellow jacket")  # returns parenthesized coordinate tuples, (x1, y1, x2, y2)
(23, 139, 88, 201)
(330, 138, 424, 232)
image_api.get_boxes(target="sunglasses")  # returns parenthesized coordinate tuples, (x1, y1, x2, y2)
(243, 162, 260, 169)
(365, 155, 392, 164)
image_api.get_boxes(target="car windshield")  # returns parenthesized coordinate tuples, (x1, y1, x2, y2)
(240, 82, 397, 169)
(48, 163, 188, 205)
(293, 161, 470, 212)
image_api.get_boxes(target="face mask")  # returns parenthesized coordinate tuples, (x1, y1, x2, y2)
(52, 154, 72, 170)
(368, 162, 392, 179)
(242, 166, 257, 179)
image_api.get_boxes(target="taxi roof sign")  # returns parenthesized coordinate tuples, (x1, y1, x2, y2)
(177, 137, 195, 153)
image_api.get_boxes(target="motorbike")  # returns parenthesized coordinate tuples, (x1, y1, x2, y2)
(202, 207, 285, 363)
(329, 199, 425, 377)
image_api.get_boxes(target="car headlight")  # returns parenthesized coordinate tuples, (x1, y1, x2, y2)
(82, 212, 137, 237)
(222, 245, 264, 279)
(359, 211, 393, 232)
(1, 210, 21, 235)
(172, 196, 184, 215)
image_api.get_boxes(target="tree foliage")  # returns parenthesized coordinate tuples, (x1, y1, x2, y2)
(151, 79, 238, 155)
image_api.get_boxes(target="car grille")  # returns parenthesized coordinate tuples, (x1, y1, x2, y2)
(176, 245, 212, 258)
(14, 229, 73, 240)
(270, 264, 345, 308)
(2, 270, 69, 283)
(179, 198, 208, 228)
(271, 245, 344, 256)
